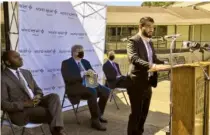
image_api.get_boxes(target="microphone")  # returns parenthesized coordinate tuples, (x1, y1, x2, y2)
(203, 43, 210, 51)
(164, 34, 181, 39)
(182, 41, 201, 51)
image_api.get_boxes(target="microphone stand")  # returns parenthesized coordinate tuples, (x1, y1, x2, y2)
(190, 49, 210, 135)
(168, 37, 177, 135)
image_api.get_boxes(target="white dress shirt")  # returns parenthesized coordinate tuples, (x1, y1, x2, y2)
(8, 68, 35, 99)
(141, 36, 154, 77)
(74, 59, 86, 77)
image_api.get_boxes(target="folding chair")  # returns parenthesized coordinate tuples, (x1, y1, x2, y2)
(62, 92, 100, 124)
(1, 111, 45, 135)
(61, 93, 81, 124)
(110, 88, 129, 110)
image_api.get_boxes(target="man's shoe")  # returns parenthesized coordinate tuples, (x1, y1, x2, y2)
(99, 117, 108, 123)
(58, 130, 67, 135)
(91, 119, 107, 131)
(52, 130, 67, 135)
(52, 127, 67, 135)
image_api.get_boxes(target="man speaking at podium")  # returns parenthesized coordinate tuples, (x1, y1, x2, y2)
(126, 17, 169, 135)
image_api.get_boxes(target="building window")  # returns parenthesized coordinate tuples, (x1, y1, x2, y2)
(155, 25, 167, 37)
(110, 27, 116, 36)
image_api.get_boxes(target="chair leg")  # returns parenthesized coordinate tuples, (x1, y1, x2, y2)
(10, 124, 16, 135)
(6, 113, 16, 135)
(21, 127, 26, 135)
(72, 104, 80, 125)
(61, 94, 66, 108)
(76, 102, 80, 113)
(112, 93, 120, 110)
(40, 125, 45, 135)
(109, 89, 115, 102)
(1, 112, 5, 128)
(122, 91, 129, 105)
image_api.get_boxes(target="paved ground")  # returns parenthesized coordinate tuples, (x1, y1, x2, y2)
(1, 81, 170, 135)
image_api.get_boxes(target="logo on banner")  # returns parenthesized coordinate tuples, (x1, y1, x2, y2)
(47, 68, 61, 78)
(34, 49, 56, 56)
(43, 86, 56, 91)
(47, 68, 61, 73)
(48, 30, 68, 38)
(36, 7, 58, 16)
(30, 69, 44, 76)
(57, 85, 65, 90)
(59, 49, 71, 54)
(69, 32, 87, 39)
(84, 49, 95, 52)
(21, 28, 44, 36)
(92, 63, 102, 68)
(60, 11, 77, 19)
(19, 49, 32, 56)
(19, 4, 32, 12)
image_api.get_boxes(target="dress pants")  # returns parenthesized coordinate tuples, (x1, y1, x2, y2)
(127, 79, 152, 135)
(10, 94, 64, 131)
(67, 83, 110, 119)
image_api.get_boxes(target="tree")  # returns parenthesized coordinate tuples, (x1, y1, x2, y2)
(141, 2, 175, 7)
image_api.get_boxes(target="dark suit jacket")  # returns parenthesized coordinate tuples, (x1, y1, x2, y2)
(61, 57, 94, 96)
(127, 34, 164, 88)
(103, 60, 122, 89)
(1, 68, 43, 123)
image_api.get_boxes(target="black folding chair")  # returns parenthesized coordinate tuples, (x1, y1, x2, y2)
(109, 87, 129, 110)
(62, 92, 100, 124)
(61, 93, 81, 124)
(1, 111, 45, 135)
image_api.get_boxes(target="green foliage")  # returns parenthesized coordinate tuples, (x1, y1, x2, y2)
(141, 2, 175, 7)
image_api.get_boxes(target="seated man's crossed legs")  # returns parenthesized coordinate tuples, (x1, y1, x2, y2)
(66, 84, 110, 131)
(10, 94, 65, 135)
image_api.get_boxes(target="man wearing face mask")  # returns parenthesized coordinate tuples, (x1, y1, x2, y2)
(61, 45, 110, 131)
(126, 17, 169, 135)
(103, 50, 129, 89)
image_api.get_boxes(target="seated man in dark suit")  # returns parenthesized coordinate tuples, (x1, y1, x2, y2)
(103, 50, 129, 89)
(61, 45, 110, 131)
(1, 51, 66, 135)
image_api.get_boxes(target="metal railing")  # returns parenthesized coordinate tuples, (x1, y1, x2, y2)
(105, 40, 210, 54)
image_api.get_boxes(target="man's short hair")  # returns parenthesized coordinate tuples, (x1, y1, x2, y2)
(107, 50, 115, 56)
(2, 51, 10, 63)
(71, 45, 83, 56)
(139, 17, 154, 27)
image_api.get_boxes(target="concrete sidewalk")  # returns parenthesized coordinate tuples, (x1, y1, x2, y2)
(1, 81, 170, 135)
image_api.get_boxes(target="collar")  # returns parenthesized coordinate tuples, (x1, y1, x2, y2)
(73, 58, 81, 63)
(8, 67, 20, 73)
(139, 33, 151, 43)
(109, 60, 114, 64)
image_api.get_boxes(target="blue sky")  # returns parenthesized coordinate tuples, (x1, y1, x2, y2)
(104, 2, 142, 6)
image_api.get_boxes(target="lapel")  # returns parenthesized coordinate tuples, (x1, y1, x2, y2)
(4, 68, 30, 96)
(136, 34, 149, 61)
(20, 69, 33, 90)
(5, 68, 24, 90)
(108, 60, 117, 74)
(81, 59, 87, 71)
(69, 57, 80, 73)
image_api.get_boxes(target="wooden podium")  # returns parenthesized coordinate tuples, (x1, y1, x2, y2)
(171, 62, 210, 135)
(149, 62, 210, 135)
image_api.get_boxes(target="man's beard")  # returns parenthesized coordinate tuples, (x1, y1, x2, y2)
(142, 30, 152, 38)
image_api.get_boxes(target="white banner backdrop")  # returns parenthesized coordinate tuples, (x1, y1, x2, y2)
(18, 2, 106, 111)
(72, 2, 107, 84)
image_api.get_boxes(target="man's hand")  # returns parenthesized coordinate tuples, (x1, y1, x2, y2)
(32, 94, 42, 106)
(150, 64, 171, 71)
(116, 75, 122, 79)
(24, 100, 34, 108)
(33, 94, 42, 100)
